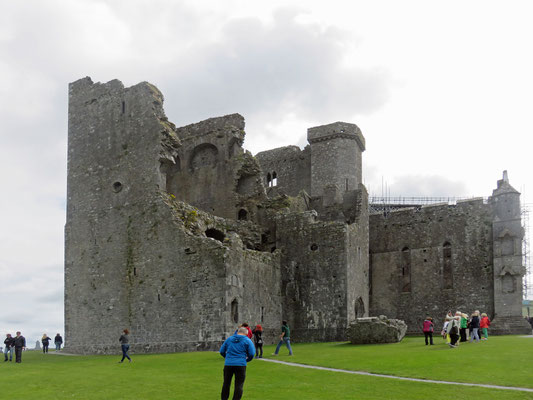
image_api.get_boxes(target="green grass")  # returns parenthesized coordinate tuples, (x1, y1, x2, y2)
(264, 335, 533, 389)
(1, 336, 532, 399)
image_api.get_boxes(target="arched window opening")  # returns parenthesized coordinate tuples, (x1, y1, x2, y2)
(401, 247, 411, 292)
(272, 171, 278, 187)
(443, 242, 453, 289)
(238, 209, 248, 221)
(266, 173, 272, 187)
(190, 143, 218, 171)
(205, 228, 225, 242)
(231, 299, 239, 323)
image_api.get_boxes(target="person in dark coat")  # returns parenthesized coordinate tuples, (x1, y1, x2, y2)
(4, 333, 15, 362)
(54, 333, 63, 351)
(13, 331, 26, 363)
(42, 334, 52, 353)
(469, 310, 481, 343)
(118, 329, 131, 363)
(252, 324, 264, 358)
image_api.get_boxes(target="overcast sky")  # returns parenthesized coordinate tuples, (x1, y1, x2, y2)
(1, 0, 532, 345)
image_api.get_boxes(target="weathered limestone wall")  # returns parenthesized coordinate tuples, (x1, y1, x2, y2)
(346, 188, 370, 321)
(255, 145, 311, 197)
(276, 211, 368, 342)
(165, 114, 266, 222)
(66, 77, 175, 353)
(369, 199, 494, 333)
(66, 78, 281, 354)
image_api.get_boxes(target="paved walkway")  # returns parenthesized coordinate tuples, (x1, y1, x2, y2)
(259, 358, 533, 393)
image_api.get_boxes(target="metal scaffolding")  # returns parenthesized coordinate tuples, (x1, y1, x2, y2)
(368, 196, 487, 214)
(523, 203, 532, 300)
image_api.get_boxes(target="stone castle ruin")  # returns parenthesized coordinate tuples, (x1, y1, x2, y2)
(65, 77, 530, 354)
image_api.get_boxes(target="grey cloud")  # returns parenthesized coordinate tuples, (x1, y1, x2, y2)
(160, 8, 390, 127)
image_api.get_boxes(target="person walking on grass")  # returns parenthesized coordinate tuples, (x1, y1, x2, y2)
(446, 312, 461, 348)
(4, 333, 14, 362)
(480, 313, 491, 340)
(118, 329, 131, 363)
(252, 324, 263, 358)
(422, 317, 434, 345)
(13, 331, 26, 363)
(42, 334, 52, 353)
(470, 310, 481, 343)
(273, 320, 293, 356)
(219, 326, 255, 400)
(54, 333, 63, 351)
(460, 313, 468, 342)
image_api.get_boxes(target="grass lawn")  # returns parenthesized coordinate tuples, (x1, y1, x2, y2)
(0, 336, 531, 399)
(265, 335, 533, 389)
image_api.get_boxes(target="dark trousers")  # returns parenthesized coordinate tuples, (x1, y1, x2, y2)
(255, 343, 263, 357)
(120, 344, 131, 362)
(450, 333, 460, 346)
(221, 365, 246, 400)
(424, 331, 433, 345)
(15, 347, 23, 363)
(459, 328, 467, 342)
(43, 344, 49, 353)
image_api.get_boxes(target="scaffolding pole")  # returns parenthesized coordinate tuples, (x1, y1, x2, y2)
(522, 203, 532, 300)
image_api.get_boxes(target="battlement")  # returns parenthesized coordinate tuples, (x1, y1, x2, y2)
(307, 121, 365, 151)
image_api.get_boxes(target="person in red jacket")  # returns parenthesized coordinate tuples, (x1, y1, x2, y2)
(480, 313, 491, 340)
(235, 323, 253, 339)
(422, 317, 434, 345)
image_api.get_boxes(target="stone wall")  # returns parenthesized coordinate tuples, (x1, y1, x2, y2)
(165, 114, 267, 222)
(369, 199, 494, 333)
(66, 78, 281, 354)
(276, 210, 368, 342)
(255, 145, 311, 197)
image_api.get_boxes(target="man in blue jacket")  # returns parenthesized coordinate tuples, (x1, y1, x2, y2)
(219, 326, 255, 400)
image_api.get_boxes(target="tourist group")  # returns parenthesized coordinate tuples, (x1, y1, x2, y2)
(423, 310, 493, 348)
(2, 332, 63, 363)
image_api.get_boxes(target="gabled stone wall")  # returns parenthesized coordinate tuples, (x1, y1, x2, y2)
(369, 199, 494, 333)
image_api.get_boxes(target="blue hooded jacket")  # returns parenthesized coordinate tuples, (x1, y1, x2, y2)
(219, 333, 255, 366)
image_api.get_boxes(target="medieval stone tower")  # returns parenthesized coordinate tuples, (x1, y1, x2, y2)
(65, 78, 369, 353)
(490, 171, 529, 333)
(65, 77, 529, 354)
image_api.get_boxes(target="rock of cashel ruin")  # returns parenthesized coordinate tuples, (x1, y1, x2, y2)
(65, 77, 530, 354)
